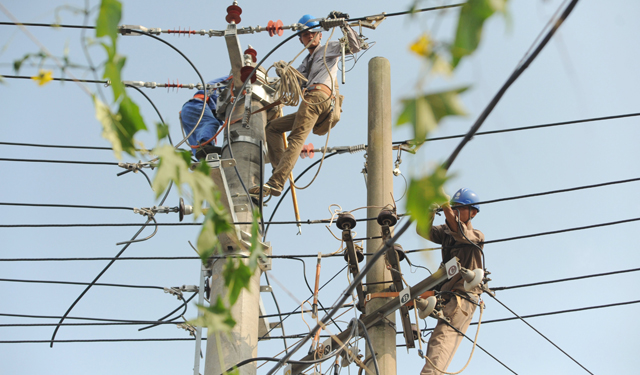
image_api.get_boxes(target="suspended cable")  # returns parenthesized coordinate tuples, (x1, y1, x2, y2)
(265, 221, 411, 375)
(50, 181, 174, 346)
(0, 157, 118, 166)
(0, 202, 133, 210)
(0, 278, 163, 290)
(0, 141, 112, 150)
(442, 0, 579, 170)
(394, 111, 640, 145)
(0, 21, 95, 29)
(487, 293, 593, 374)
(492, 267, 640, 291)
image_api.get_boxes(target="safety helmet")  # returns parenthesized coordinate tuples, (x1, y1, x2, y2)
(451, 188, 480, 212)
(298, 14, 320, 32)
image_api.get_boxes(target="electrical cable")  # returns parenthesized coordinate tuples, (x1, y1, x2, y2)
(264, 271, 288, 354)
(263, 152, 338, 240)
(49, 181, 174, 346)
(125, 84, 174, 146)
(487, 293, 593, 374)
(0, 157, 118, 166)
(0, 21, 95, 29)
(260, 265, 348, 340)
(138, 292, 197, 331)
(492, 266, 640, 291)
(0, 202, 133, 210)
(4, 109, 638, 154)
(442, 0, 579, 170)
(265, 220, 411, 375)
(357, 320, 380, 375)
(0, 278, 163, 290)
(290, 257, 343, 333)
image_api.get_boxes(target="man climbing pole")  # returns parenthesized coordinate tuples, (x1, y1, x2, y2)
(417, 188, 485, 375)
(250, 12, 361, 197)
(179, 75, 230, 159)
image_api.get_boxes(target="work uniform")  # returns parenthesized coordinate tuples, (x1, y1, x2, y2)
(264, 26, 361, 191)
(180, 75, 230, 157)
(420, 220, 484, 375)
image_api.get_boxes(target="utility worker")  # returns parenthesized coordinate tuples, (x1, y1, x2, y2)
(417, 188, 484, 375)
(249, 13, 361, 197)
(180, 75, 230, 159)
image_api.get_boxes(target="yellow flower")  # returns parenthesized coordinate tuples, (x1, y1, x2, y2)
(410, 33, 432, 57)
(31, 69, 53, 86)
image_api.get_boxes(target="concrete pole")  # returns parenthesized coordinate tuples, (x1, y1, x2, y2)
(203, 96, 266, 375)
(365, 57, 396, 375)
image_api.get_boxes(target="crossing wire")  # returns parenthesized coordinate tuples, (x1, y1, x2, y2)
(1, 110, 638, 153)
(3, 174, 640, 226)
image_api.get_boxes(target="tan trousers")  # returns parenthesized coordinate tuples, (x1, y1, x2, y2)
(265, 90, 331, 190)
(420, 295, 477, 375)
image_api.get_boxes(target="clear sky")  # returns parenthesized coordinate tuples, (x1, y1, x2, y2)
(1, 0, 639, 374)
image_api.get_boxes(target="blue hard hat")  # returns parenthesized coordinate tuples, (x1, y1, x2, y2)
(298, 14, 320, 31)
(451, 188, 480, 212)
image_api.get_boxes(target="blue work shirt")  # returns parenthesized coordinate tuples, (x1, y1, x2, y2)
(180, 75, 230, 156)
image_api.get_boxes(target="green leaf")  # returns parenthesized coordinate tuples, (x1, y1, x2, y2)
(188, 297, 235, 333)
(95, 96, 124, 159)
(451, 0, 509, 68)
(117, 96, 146, 154)
(406, 166, 451, 237)
(95, 0, 122, 43)
(156, 121, 170, 141)
(195, 205, 234, 265)
(223, 257, 253, 306)
(396, 87, 469, 145)
(247, 211, 264, 271)
(103, 49, 126, 100)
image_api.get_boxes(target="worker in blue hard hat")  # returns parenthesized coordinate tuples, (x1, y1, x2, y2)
(417, 188, 485, 375)
(250, 11, 360, 197)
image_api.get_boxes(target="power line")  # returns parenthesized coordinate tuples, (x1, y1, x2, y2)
(0, 202, 133, 211)
(442, 0, 579, 169)
(0, 157, 118, 166)
(0, 21, 95, 29)
(487, 293, 593, 374)
(492, 267, 640, 291)
(0, 278, 163, 290)
(393, 111, 640, 145)
(0, 141, 112, 150)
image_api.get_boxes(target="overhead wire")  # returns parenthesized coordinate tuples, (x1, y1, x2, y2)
(49, 180, 174, 346)
(0, 278, 164, 290)
(487, 293, 593, 374)
(442, 0, 579, 169)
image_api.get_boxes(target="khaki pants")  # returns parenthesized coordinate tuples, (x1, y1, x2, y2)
(265, 90, 332, 190)
(420, 295, 477, 375)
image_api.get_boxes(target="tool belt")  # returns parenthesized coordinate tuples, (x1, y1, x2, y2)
(305, 83, 343, 136)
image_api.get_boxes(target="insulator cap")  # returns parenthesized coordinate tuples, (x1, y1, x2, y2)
(336, 212, 356, 230)
(344, 246, 364, 263)
(377, 209, 398, 226)
(244, 47, 257, 62)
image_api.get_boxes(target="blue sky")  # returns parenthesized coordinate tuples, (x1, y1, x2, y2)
(1, 0, 640, 374)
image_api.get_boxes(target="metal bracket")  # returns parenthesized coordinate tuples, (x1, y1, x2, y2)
(382, 224, 415, 349)
(205, 154, 241, 251)
(343, 230, 366, 312)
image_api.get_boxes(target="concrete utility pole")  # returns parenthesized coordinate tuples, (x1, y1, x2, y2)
(365, 57, 396, 375)
(203, 21, 275, 375)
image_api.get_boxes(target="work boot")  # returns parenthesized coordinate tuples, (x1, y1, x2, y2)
(249, 183, 282, 198)
(195, 144, 222, 160)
